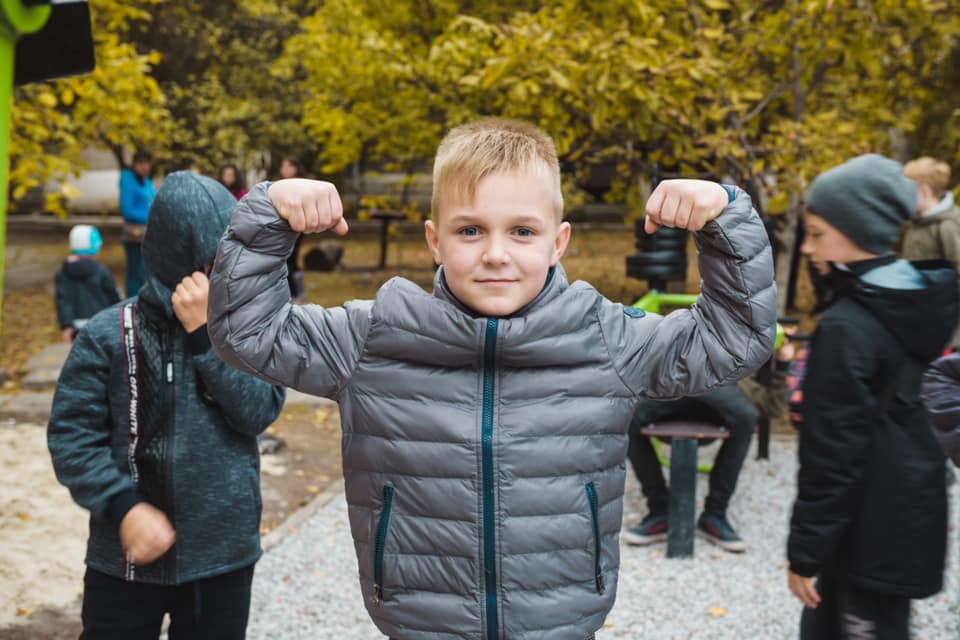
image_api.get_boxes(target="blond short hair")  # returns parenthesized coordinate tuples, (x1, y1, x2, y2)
(431, 118, 563, 220)
(904, 157, 951, 198)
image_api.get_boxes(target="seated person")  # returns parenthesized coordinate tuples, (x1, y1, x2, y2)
(623, 334, 795, 552)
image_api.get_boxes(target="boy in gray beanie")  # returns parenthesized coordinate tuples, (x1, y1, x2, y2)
(787, 154, 958, 639)
(803, 153, 916, 256)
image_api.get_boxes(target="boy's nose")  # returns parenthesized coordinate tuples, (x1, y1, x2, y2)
(482, 237, 510, 264)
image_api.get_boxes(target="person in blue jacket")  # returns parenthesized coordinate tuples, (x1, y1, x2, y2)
(119, 150, 156, 297)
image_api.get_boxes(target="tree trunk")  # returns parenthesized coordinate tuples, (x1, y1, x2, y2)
(773, 195, 803, 315)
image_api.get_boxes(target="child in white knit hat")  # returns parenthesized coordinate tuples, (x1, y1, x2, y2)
(55, 224, 120, 342)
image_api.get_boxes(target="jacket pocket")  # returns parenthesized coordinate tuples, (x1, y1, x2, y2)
(584, 482, 605, 594)
(373, 485, 395, 605)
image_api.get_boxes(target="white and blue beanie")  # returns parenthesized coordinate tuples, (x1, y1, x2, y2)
(69, 224, 103, 256)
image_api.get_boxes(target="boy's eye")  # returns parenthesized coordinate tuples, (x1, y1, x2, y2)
(515, 227, 534, 237)
(458, 227, 480, 237)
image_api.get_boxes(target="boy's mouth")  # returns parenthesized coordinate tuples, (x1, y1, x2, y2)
(476, 279, 517, 286)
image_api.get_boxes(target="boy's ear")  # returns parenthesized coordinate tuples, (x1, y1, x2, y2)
(551, 221, 572, 266)
(424, 219, 442, 265)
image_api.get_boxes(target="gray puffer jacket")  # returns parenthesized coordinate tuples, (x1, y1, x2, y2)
(208, 183, 776, 639)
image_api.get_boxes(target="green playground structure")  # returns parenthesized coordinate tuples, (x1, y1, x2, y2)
(0, 1, 53, 327)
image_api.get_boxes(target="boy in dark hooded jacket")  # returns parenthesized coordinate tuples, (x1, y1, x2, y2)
(48, 172, 286, 639)
(786, 155, 959, 639)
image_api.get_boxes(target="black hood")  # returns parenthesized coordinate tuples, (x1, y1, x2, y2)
(830, 258, 959, 361)
(61, 257, 103, 280)
(138, 172, 237, 317)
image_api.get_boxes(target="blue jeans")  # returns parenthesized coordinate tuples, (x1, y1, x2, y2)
(123, 242, 145, 298)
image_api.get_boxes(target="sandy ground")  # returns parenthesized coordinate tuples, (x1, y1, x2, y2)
(0, 404, 344, 639)
(0, 423, 87, 630)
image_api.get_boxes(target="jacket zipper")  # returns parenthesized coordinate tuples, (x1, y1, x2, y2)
(162, 329, 176, 582)
(482, 319, 499, 640)
(585, 482, 605, 594)
(373, 485, 395, 605)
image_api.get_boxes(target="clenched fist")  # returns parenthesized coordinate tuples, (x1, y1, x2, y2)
(644, 179, 730, 235)
(268, 179, 348, 235)
(171, 271, 209, 333)
(120, 502, 176, 566)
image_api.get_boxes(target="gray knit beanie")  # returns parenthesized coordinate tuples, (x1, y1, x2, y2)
(804, 154, 917, 255)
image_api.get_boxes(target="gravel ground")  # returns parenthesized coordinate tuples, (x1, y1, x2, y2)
(247, 436, 960, 639)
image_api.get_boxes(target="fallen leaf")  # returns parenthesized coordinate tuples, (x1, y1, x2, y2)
(16, 607, 32, 617)
(17, 512, 30, 522)
(707, 606, 727, 617)
(306, 485, 320, 494)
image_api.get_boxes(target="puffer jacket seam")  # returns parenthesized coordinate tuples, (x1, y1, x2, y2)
(504, 578, 608, 595)
(377, 512, 475, 524)
(697, 212, 766, 385)
(336, 281, 397, 399)
(594, 301, 641, 399)
(388, 550, 475, 560)
(347, 468, 475, 479)
(501, 544, 597, 557)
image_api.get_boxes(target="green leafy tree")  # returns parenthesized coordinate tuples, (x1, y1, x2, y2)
(9, 0, 167, 214)
(129, 0, 322, 177)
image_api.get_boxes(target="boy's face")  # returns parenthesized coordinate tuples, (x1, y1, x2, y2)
(800, 210, 872, 275)
(425, 170, 570, 317)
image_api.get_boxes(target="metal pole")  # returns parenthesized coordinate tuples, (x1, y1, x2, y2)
(0, 0, 51, 329)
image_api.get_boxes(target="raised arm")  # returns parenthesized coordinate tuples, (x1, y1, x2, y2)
(207, 181, 371, 398)
(602, 181, 777, 399)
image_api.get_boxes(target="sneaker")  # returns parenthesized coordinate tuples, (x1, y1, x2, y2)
(696, 512, 746, 553)
(622, 513, 668, 546)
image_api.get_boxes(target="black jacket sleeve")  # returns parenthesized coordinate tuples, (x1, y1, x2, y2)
(787, 313, 880, 577)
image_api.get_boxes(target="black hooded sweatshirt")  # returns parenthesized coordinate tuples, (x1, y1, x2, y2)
(788, 255, 959, 598)
(48, 173, 285, 585)
(54, 257, 119, 329)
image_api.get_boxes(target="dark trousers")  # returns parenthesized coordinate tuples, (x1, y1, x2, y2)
(80, 564, 254, 640)
(123, 242, 145, 298)
(627, 384, 756, 517)
(799, 575, 910, 640)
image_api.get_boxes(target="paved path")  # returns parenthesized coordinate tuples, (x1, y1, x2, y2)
(247, 438, 960, 639)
